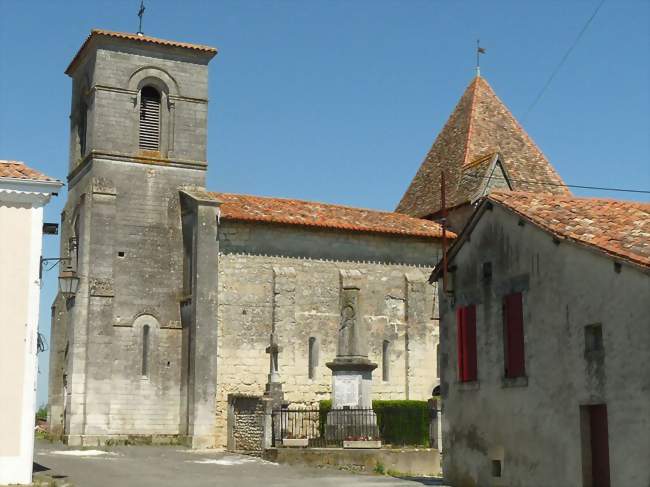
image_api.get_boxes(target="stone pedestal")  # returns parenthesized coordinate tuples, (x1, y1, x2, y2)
(325, 359, 378, 440)
(328, 359, 376, 410)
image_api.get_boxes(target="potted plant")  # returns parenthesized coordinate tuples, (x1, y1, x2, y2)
(343, 434, 381, 449)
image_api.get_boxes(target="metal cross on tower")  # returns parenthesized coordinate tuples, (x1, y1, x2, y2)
(137, 0, 146, 36)
(476, 39, 486, 77)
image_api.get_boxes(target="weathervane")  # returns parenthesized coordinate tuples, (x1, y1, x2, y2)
(137, 0, 146, 36)
(476, 39, 486, 77)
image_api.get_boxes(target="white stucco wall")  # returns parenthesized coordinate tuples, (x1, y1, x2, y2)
(438, 204, 650, 487)
(0, 180, 59, 485)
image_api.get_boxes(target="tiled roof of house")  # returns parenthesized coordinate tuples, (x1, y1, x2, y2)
(66, 29, 218, 75)
(209, 192, 452, 239)
(0, 160, 60, 183)
(490, 192, 650, 269)
(397, 76, 570, 218)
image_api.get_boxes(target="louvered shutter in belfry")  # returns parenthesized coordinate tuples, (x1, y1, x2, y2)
(139, 88, 161, 150)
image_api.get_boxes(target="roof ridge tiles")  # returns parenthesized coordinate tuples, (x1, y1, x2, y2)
(462, 76, 481, 167)
(211, 191, 418, 217)
(203, 191, 453, 239)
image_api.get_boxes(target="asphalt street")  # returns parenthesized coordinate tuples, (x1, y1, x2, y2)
(32, 440, 447, 487)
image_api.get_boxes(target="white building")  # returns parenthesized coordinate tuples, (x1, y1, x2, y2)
(432, 191, 649, 487)
(0, 161, 62, 485)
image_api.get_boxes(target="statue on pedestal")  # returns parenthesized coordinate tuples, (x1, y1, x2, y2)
(326, 286, 378, 441)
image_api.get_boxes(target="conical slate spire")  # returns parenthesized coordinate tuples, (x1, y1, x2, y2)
(396, 76, 569, 218)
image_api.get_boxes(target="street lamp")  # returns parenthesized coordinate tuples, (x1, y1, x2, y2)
(40, 236, 80, 300)
(58, 265, 80, 299)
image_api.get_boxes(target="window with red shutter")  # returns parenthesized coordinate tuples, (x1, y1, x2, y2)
(504, 292, 525, 378)
(457, 304, 478, 382)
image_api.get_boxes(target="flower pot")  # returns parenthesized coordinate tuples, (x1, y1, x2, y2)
(281, 438, 309, 447)
(343, 440, 382, 449)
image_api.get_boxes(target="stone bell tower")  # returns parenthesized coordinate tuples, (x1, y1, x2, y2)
(48, 29, 218, 447)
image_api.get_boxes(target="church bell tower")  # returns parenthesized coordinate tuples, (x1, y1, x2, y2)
(48, 29, 217, 447)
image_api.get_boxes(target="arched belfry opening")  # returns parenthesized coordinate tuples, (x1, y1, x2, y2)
(139, 86, 161, 151)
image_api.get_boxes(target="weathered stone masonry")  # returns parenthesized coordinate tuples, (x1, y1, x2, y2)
(181, 207, 443, 448)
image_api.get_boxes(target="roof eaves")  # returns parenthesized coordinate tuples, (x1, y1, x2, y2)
(221, 214, 448, 240)
(66, 29, 218, 76)
(489, 195, 650, 272)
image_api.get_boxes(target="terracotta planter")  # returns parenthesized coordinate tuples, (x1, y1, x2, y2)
(281, 438, 309, 447)
(343, 440, 381, 449)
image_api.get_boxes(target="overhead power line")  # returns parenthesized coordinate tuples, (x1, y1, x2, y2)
(462, 172, 650, 195)
(523, 0, 606, 120)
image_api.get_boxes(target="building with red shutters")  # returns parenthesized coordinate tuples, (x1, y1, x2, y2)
(430, 191, 650, 487)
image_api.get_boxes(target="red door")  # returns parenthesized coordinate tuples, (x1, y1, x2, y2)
(589, 405, 611, 487)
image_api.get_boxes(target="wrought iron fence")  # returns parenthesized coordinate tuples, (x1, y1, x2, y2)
(272, 408, 379, 447)
(272, 404, 440, 448)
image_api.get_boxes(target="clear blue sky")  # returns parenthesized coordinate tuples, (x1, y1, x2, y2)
(0, 0, 648, 406)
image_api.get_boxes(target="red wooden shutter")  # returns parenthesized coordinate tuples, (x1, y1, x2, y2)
(504, 293, 525, 377)
(457, 305, 478, 382)
(456, 307, 465, 381)
(464, 305, 478, 381)
(590, 405, 611, 487)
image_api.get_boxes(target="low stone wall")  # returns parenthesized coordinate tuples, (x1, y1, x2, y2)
(264, 447, 441, 477)
(228, 395, 265, 454)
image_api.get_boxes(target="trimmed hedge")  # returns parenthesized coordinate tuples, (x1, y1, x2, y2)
(319, 399, 430, 447)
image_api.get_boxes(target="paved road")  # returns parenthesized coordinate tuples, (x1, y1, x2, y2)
(33, 441, 447, 487)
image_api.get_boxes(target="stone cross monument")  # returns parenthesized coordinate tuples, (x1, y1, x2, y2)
(326, 284, 378, 439)
(264, 332, 284, 407)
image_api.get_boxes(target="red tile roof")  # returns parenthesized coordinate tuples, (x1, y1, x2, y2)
(397, 76, 569, 218)
(0, 160, 60, 183)
(66, 29, 218, 75)
(209, 192, 451, 239)
(490, 192, 650, 269)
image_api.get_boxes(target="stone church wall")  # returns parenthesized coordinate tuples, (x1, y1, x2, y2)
(50, 160, 205, 444)
(213, 221, 440, 447)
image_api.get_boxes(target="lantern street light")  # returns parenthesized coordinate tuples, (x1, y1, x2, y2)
(40, 257, 80, 300)
(58, 265, 80, 299)
(40, 236, 80, 300)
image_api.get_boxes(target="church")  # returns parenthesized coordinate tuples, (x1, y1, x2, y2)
(47, 29, 566, 448)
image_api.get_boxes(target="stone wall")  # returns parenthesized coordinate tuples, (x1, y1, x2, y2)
(213, 220, 441, 447)
(227, 395, 265, 454)
(50, 162, 204, 445)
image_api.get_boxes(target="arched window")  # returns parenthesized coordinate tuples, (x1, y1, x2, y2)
(139, 86, 161, 150)
(308, 337, 318, 379)
(382, 340, 390, 381)
(142, 324, 150, 377)
(78, 100, 87, 157)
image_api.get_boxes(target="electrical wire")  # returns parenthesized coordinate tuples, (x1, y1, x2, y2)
(462, 172, 650, 195)
(523, 0, 606, 120)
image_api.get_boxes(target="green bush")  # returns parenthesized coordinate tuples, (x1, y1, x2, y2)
(36, 404, 48, 421)
(318, 399, 430, 447)
(374, 400, 429, 447)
